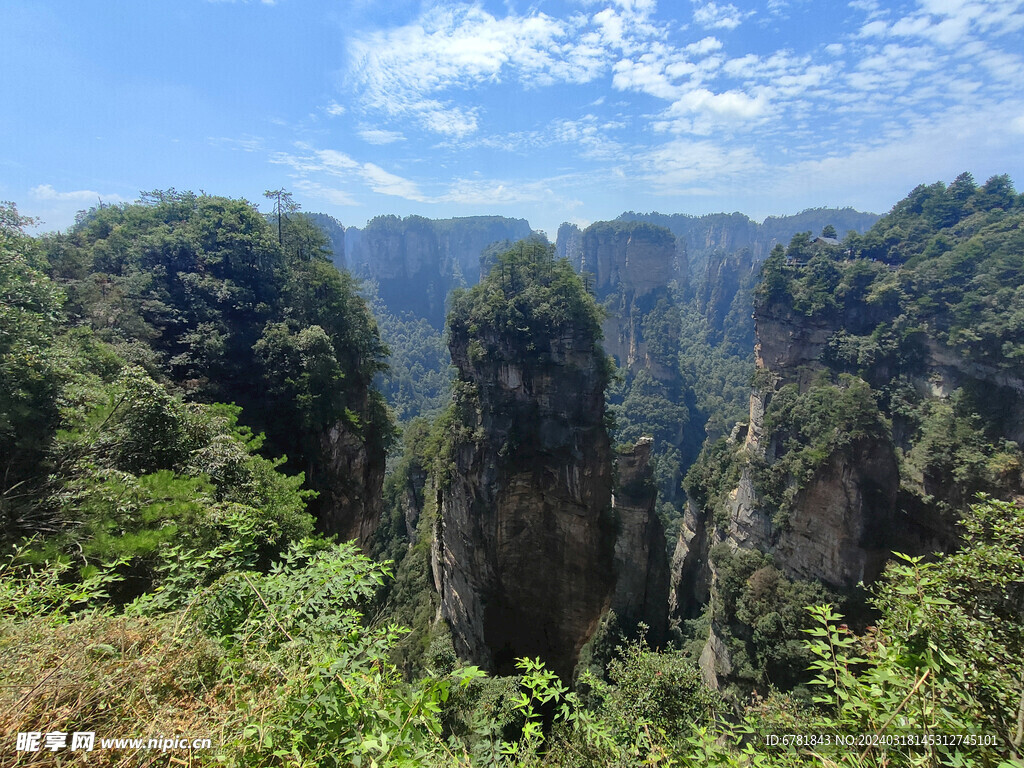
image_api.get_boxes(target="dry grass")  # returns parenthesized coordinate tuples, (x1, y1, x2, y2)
(0, 611, 271, 767)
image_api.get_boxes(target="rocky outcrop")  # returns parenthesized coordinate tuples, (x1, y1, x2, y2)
(556, 222, 583, 266)
(611, 437, 670, 643)
(720, 442, 898, 587)
(346, 215, 534, 325)
(697, 249, 757, 343)
(307, 212, 347, 270)
(668, 499, 712, 625)
(576, 221, 680, 302)
(436, 299, 616, 680)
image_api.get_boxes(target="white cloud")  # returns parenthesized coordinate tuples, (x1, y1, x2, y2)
(859, 19, 889, 36)
(361, 163, 425, 200)
(686, 36, 723, 55)
(325, 0, 1024, 211)
(438, 174, 579, 206)
(552, 115, 625, 160)
(669, 87, 767, 120)
(778, 100, 1024, 205)
(358, 127, 405, 145)
(30, 184, 127, 203)
(271, 145, 425, 202)
(420, 104, 480, 138)
(293, 180, 358, 207)
(692, 1, 748, 30)
(639, 139, 764, 193)
(324, 101, 346, 116)
(314, 148, 359, 173)
(23, 185, 131, 233)
(348, 5, 607, 136)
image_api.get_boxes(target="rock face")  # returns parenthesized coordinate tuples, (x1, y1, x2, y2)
(611, 437, 670, 642)
(577, 221, 681, 300)
(668, 499, 711, 625)
(346, 215, 534, 326)
(556, 222, 584, 267)
(572, 221, 681, 381)
(671, 282, 1021, 686)
(431, 245, 671, 680)
(717, 442, 899, 588)
(316, 417, 385, 549)
(696, 250, 757, 340)
(307, 212, 347, 270)
(436, 318, 616, 680)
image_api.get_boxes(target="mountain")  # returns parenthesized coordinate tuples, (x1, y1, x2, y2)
(37, 192, 391, 547)
(612, 207, 879, 277)
(431, 242, 666, 679)
(674, 173, 1024, 693)
(345, 214, 534, 327)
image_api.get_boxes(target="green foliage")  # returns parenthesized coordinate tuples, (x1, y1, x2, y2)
(188, 540, 487, 767)
(448, 240, 607, 365)
(901, 394, 1023, 513)
(0, 542, 125, 621)
(9, 360, 314, 598)
(684, 436, 746, 522)
(0, 202, 67, 527)
(709, 544, 832, 693)
(678, 259, 756, 442)
(755, 374, 889, 525)
(610, 369, 690, 518)
(602, 639, 724, 741)
(373, 302, 454, 423)
(759, 173, 1024, 370)
(44, 189, 392, 495)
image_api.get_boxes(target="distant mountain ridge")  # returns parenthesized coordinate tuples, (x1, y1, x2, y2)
(610, 207, 879, 276)
(344, 215, 535, 326)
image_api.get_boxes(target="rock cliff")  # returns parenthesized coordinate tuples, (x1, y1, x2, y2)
(316, 413, 386, 549)
(615, 208, 878, 277)
(346, 215, 534, 326)
(567, 221, 682, 381)
(438, 307, 615, 678)
(674, 239, 1024, 689)
(433, 243, 667, 680)
(611, 437, 670, 642)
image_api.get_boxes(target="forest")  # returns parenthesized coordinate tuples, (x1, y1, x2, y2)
(1, 175, 1023, 767)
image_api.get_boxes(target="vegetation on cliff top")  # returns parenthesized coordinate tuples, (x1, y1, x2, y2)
(448, 239, 606, 354)
(758, 172, 1024, 370)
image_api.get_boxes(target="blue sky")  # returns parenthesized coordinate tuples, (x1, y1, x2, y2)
(4, 0, 1024, 238)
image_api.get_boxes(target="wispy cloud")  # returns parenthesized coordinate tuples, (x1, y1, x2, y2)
(358, 127, 405, 145)
(208, 134, 264, 152)
(638, 139, 764, 194)
(271, 145, 426, 202)
(25, 185, 131, 233)
(347, 4, 627, 137)
(30, 184, 127, 203)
